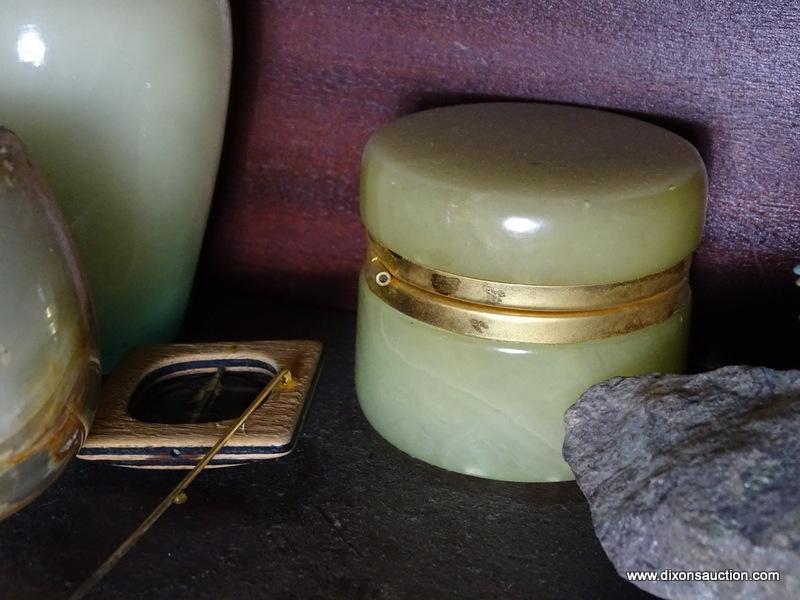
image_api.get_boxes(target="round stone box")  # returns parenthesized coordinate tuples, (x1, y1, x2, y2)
(355, 102, 707, 482)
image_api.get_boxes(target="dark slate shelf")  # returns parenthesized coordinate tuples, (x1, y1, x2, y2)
(0, 290, 654, 600)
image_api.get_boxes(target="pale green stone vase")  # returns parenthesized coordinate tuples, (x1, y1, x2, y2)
(0, 1, 232, 371)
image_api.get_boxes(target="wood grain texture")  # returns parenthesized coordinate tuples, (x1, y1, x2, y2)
(201, 0, 800, 367)
(80, 340, 323, 467)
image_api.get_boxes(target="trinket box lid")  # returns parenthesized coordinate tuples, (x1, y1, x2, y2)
(361, 102, 707, 286)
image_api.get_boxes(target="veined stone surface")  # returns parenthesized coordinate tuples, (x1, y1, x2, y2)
(0, 129, 99, 520)
(356, 280, 690, 482)
(563, 366, 800, 599)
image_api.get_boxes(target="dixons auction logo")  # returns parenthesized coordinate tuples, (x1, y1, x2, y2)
(626, 569, 781, 582)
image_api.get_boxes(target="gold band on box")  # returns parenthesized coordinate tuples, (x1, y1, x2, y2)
(364, 238, 690, 344)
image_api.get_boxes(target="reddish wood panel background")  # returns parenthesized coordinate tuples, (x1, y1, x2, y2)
(201, 0, 799, 367)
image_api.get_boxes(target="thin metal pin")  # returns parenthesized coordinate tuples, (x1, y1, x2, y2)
(68, 368, 293, 600)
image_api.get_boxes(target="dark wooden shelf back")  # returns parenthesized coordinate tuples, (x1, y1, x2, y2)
(201, 0, 800, 368)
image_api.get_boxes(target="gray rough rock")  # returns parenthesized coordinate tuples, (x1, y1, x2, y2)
(563, 366, 800, 600)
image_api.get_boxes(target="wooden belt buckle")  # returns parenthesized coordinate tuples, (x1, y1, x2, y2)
(78, 340, 323, 468)
(69, 340, 323, 598)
